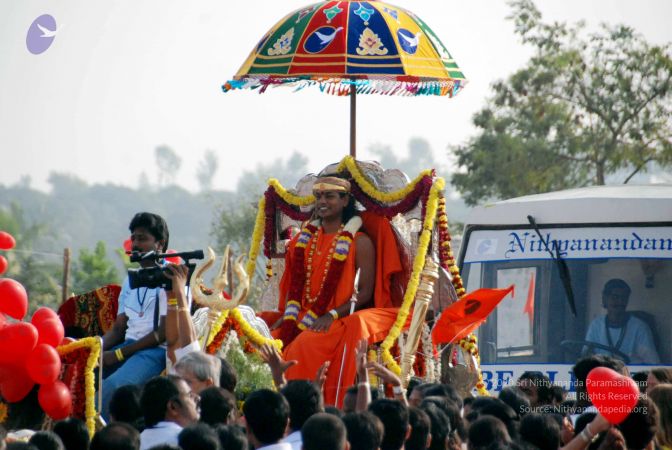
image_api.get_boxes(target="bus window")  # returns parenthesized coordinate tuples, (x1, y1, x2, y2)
(495, 267, 535, 357)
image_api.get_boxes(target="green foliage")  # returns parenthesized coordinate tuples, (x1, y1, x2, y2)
(196, 149, 219, 192)
(452, 0, 672, 205)
(0, 203, 62, 312)
(155, 145, 182, 187)
(71, 241, 120, 294)
(219, 332, 275, 403)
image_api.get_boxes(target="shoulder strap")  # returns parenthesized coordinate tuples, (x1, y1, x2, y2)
(154, 288, 160, 331)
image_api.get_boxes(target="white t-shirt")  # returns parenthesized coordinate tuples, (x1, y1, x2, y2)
(140, 421, 182, 450)
(118, 277, 167, 341)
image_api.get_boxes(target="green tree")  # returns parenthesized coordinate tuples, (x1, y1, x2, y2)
(0, 203, 62, 311)
(452, 0, 672, 205)
(371, 137, 446, 177)
(196, 149, 219, 192)
(71, 241, 120, 294)
(155, 145, 182, 187)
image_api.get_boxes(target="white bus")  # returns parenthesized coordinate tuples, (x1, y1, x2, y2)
(457, 185, 672, 394)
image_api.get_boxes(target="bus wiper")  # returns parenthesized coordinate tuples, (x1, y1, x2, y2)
(527, 215, 577, 317)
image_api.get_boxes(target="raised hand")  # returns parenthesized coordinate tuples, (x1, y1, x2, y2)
(259, 342, 297, 389)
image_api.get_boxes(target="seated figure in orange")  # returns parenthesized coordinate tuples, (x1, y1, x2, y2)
(264, 175, 404, 407)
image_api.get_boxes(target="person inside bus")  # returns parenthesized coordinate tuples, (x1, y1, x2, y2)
(583, 278, 660, 364)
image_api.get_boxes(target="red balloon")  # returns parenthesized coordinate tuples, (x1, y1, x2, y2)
(0, 364, 35, 402)
(0, 255, 7, 275)
(0, 322, 38, 364)
(123, 237, 132, 253)
(0, 312, 6, 329)
(38, 381, 72, 420)
(586, 367, 639, 424)
(0, 231, 15, 250)
(31, 306, 59, 327)
(0, 278, 28, 320)
(165, 249, 182, 264)
(35, 317, 65, 348)
(26, 343, 62, 385)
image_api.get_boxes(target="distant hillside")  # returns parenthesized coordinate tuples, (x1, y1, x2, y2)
(0, 175, 235, 268)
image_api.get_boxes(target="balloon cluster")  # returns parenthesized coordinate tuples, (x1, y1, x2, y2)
(0, 231, 73, 420)
(0, 230, 15, 275)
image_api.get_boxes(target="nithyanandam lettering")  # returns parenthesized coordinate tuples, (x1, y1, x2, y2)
(505, 231, 672, 259)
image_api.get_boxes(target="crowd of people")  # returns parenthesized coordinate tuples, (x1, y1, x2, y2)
(1, 353, 671, 450)
(2, 178, 671, 450)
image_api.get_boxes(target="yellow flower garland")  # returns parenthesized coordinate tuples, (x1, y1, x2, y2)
(379, 178, 445, 374)
(205, 308, 282, 353)
(338, 156, 434, 203)
(230, 308, 283, 351)
(269, 178, 315, 206)
(245, 196, 267, 279)
(240, 157, 487, 394)
(206, 310, 231, 346)
(57, 337, 101, 437)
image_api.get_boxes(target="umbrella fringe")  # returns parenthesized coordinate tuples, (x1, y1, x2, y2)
(222, 76, 466, 98)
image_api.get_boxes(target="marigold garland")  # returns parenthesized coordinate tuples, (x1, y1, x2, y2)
(245, 196, 267, 279)
(57, 337, 101, 437)
(206, 309, 282, 355)
(379, 178, 445, 374)
(338, 156, 434, 203)
(0, 401, 7, 424)
(436, 196, 466, 296)
(268, 178, 315, 207)
(239, 156, 487, 394)
(230, 308, 283, 351)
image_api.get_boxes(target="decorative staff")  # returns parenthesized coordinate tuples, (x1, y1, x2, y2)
(190, 246, 249, 350)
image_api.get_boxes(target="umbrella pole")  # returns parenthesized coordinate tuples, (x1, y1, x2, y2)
(350, 83, 356, 158)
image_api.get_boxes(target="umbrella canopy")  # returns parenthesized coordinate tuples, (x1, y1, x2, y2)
(225, 0, 465, 95)
(223, 0, 466, 154)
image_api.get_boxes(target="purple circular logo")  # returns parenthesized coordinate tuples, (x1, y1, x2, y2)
(26, 14, 58, 55)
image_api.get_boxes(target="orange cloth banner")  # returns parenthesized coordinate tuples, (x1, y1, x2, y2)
(432, 286, 514, 345)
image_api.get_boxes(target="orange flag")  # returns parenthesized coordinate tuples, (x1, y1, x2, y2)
(432, 286, 514, 345)
(523, 273, 535, 326)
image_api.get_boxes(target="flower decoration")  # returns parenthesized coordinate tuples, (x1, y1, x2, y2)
(57, 337, 101, 437)
(241, 156, 485, 392)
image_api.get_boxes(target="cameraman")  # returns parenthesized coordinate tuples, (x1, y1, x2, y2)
(100, 212, 176, 421)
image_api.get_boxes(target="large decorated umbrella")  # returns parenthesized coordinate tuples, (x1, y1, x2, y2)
(223, 0, 466, 156)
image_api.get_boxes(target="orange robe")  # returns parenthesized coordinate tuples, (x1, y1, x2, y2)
(270, 212, 405, 407)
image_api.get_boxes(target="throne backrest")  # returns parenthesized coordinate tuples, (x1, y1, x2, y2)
(58, 284, 121, 338)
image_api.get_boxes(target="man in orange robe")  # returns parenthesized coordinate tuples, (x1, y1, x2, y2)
(267, 176, 404, 407)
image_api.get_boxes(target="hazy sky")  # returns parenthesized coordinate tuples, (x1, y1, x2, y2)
(1, 0, 670, 192)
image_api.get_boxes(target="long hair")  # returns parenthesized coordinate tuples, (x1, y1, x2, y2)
(649, 385, 672, 447)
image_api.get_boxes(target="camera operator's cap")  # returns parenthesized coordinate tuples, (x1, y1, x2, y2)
(312, 176, 351, 193)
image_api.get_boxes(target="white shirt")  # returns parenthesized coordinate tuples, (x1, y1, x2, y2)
(139, 421, 182, 450)
(258, 443, 293, 450)
(281, 430, 302, 450)
(584, 314, 660, 364)
(118, 277, 167, 341)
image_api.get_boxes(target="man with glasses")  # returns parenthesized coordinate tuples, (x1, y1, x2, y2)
(139, 375, 199, 450)
(584, 278, 660, 364)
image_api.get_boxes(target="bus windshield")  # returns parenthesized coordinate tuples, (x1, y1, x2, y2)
(460, 225, 672, 366)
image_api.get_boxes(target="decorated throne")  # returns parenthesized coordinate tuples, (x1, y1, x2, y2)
(198, 157, 488, 403)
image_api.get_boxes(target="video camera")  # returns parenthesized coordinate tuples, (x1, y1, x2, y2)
(128, 249, 204, 290)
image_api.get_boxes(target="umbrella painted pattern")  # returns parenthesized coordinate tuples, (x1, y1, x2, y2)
(224, 1, 466, 96)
